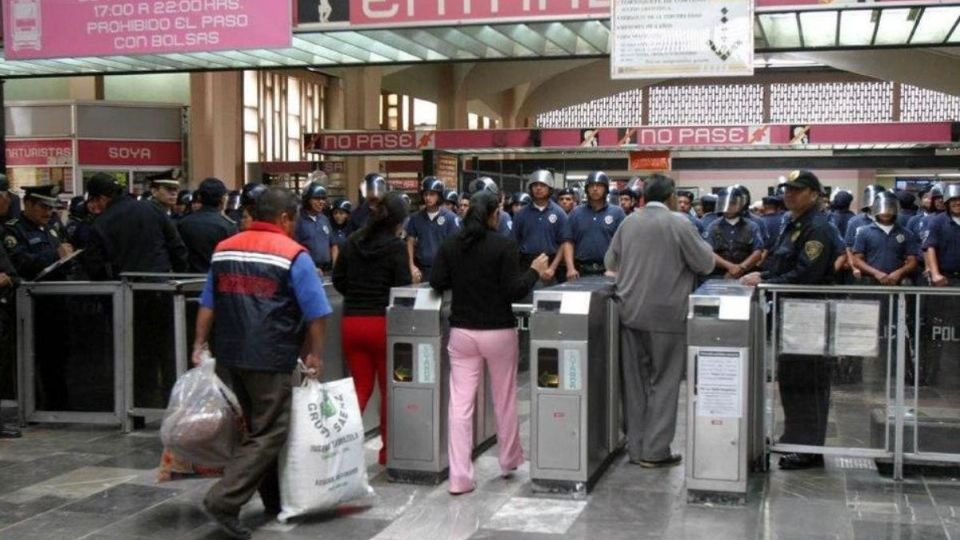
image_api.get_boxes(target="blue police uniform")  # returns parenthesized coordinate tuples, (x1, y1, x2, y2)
(704, 217, 764, 276)
(568, 203, 625, 272)
(907, 211, 936, 243)
(898, 208, 917, 228)
(760, 212, 786, 251)
(685, 212, 704, 235)
(922, 212, 960, 279)
(498, 210, 513, 237)
(512, 200, 571, 262)
(699, 212, 720, 236)
(852, 222, 920, 277)
(331, 222, 351, 250)
(828, 209, 855, 241)
(3, 217, 68, 280)
(404, 207, 460, 279)
(843, 213, 874, 248)
(294, 211, 334, 269)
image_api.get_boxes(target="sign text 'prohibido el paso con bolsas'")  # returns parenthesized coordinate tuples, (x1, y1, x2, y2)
(3, 0, 292, 60)
(611, 0, 754, 79)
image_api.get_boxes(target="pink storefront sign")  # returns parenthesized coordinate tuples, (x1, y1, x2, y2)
(3, 0, 292, 61)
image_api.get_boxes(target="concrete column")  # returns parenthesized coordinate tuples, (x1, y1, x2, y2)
(499, 88, 518, 128)
(189, 71, 243, 188)
(324, 76, 345, 130)
(341, 67, 382, 201)
(68, 76, 103, 100)
(436, 64, 468, 130)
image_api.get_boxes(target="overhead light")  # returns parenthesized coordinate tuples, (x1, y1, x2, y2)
(910, 6, 960, 43)
(799, 11, 838, 48)
(838, 9, 876, 46)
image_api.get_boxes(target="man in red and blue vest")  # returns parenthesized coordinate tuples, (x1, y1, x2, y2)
(192, 187, 331, 539)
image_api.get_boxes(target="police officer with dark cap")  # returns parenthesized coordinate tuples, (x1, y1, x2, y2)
(470, 176, 513, 236)
(0, 175, 21, 222)
(330, 198, 353, 266)
(568, 171, 625, 276)
(512, 169, 573, 283)
(619, 178, 642, 215)
(295, 181, 335, 271)
(556, 186, 578, 215)
(405, 176, 460, 283)
(82, 173, 188, 279)
(177, 178, 238, 273)
(923, 183, 960, 287)
(3, 185, 75, 281)
(852, 191, 919, 285)
(173, 189, 194, 221)
(705, 186, 765, 278)
(350, 173, 388, 231)
(742, 170, 837, 470)
(65, 195, 94, 250)
(827, 189, 855, 240)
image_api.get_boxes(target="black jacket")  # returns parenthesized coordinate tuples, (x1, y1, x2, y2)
(83, 196, 188, 280)
(762, 206, 836, 285)
(430, 229, 539, 330)
(177, 207, 238, 273)
(332, 231, 411, 316)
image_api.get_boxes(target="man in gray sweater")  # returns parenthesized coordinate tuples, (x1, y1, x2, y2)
(605, 174, 715, 467)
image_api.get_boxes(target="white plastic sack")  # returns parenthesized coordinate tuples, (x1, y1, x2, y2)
(160, 353, 241, 468)
(279, 377, 374, 522)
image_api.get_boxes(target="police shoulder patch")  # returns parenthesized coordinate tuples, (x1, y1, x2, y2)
(548, 213, 558, 224)
(4, 235, 17, 249)
(804, 240, 824, 261)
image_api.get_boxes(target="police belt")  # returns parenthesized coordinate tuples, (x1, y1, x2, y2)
(575, 260, 606, 275)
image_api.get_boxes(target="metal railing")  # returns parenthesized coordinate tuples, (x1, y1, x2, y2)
(758, 283, 960, 480)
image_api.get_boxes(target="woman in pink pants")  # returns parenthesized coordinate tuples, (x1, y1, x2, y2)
(430, 190, 549, 494)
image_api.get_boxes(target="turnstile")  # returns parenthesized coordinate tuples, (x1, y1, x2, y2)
(529, 277, 623, 493)
(386, 284, 497, 484)
(686, 280, 764, 503)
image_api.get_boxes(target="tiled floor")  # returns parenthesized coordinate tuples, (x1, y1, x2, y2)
(2, 382, 960, 540)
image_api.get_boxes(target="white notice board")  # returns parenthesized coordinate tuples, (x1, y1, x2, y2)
(696, 348, 743, 418)
(611, 0, 754, 80)
(830, 300, 881, 357)
(780, 299, 828, 355)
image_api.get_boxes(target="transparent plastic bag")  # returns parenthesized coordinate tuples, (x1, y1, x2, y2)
(160, 353, 242, 468)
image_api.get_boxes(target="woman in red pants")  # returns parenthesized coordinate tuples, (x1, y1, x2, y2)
(332, 191, 411, 465)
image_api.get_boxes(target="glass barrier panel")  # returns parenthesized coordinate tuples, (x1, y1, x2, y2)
(132, 290, 176, 410)
(912, 292, 960, 457)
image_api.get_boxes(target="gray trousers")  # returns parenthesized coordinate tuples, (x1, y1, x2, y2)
(620, 326, 686, 462)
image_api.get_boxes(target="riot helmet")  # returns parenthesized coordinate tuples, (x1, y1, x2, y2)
(240, 183, 267, 208)
(301, 181, 328, 203)
(420, 176, 444, 195)
(332, 198, 353, 213)
(469, 176, 499, 195)
(716, 186, 749, 215)
(525, 169, 555, 192)
(361, 173, 388, 199)
(944, 182, 960, 204)
(871, 191, 900, 218)
(861, 185, 886, 211)
(585, 171, 610, 190)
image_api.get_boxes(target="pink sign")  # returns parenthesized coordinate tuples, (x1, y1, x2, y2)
(5, 139, 73, 166)
(78, 139, 182, 166)
(298, 0, 610, 27)
(3, 0, 292, 60)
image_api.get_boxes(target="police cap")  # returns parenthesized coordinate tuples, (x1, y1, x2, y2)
(87, 173, 120, 199)
(783, 170, 822, 193)
(23, 184, 60, 207)
(151, 178, 180, 189)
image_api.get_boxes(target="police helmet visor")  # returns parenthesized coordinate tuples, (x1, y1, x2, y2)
(716, 190, 746, 215)
(862, 185, 885, 210)
(944, 183, 960, 203)
(871, 193, 899, 218)
(361, 176, 387, 199)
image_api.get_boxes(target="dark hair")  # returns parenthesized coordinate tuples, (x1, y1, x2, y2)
(458, 191, 500, 251)
(196, 177, 227, 207)
(643, 174, 676, 203)
(355, 192, 408, 244)
(255, 187, 299, 223)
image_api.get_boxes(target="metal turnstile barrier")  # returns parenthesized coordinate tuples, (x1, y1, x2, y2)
(386, 284, 497, 484)
(686, 280, 765, 503)
(528, 276, 623, 494)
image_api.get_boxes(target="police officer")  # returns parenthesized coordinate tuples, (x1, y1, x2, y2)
(82, 173, 189, 279)
(0, 175, 21, 222)
(350, 173, 388, 231)
(457, 193, 471, 220)
(759, 195, 786, 250)
(705, 186, 765, 279)
(234, 183, 267, 231)
(827, 189, 855, 240)
(556, 186, 577, 215)
(923, 183, 960, 287)
(619, 184, 640, 215)
(699, 194, 721, 231)
(406, 176, 460, 283)
(469, 177, 512, 236)
(511, 192, 531, 216)
(844, 185, 886, 281)
(173, 189, 194, 221)
(295, 181, 335, 271)
(330, 198, 352, 266)
(442, 189, 459, 214)
(742, 170, 836, 470)
(568, 171, 625, 276)
(852, 191, 919, 285)
(65, 196, 94, 250)
(908, 183, 944, 241)
(149, 178, 180, 218)
(177, 178, 238, 273)
(513, 169, 573, 283)
(3, 185, 74, 281)
(896, 191, 918, 227)
(0, 243, 18, 438)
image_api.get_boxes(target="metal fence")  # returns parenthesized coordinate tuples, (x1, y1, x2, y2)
(758, 284, 960, 480)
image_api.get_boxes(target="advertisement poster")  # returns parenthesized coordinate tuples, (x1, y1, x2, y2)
(611, 0, 754, 79)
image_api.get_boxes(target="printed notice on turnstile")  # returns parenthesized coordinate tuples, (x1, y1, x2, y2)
(417, 344, 436, 384)
(696, 349, 742, 418)
(830, 300, 881, 357)
(563, 349, 582, 391)
(780, 299, 828, 355)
